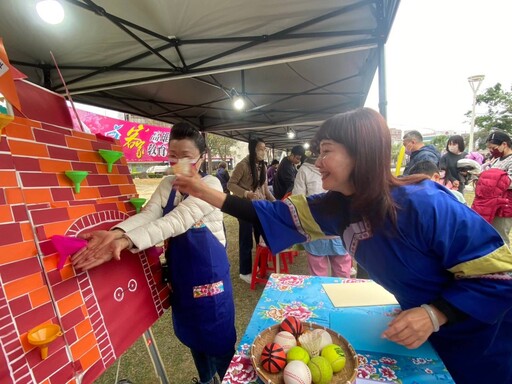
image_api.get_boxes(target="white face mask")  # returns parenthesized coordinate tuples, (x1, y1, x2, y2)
(256, 149, 265, 162)
(448, 144, 459, 154)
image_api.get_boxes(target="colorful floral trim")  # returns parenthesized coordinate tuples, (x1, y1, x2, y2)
(193, 280, 224, 298)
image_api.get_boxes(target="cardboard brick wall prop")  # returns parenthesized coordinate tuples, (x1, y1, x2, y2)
(0, 113, 170, 383)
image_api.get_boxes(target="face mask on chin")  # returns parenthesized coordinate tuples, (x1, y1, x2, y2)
(405, 146, 412, 156)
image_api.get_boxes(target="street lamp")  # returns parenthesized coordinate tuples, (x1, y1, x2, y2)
(468, 74, 485, 152)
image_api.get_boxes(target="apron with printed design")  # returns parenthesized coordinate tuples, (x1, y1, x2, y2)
(163, 185, 236, 355)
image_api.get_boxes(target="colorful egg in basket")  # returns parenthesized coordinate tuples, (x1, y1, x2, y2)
(251, 321, 358, 384)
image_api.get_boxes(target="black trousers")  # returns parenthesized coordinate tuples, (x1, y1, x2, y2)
(238, 218, 261, 275)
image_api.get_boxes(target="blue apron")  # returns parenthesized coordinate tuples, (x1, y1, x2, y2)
(163, 186, 236, 355)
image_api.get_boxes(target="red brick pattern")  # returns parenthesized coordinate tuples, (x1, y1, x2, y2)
(0, 116, 169, 384)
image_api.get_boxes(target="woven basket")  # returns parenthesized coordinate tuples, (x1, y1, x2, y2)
(251, 322, 358, 384)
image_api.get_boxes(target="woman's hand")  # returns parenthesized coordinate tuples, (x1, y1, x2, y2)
(173, 172, 205, 197)
(381, 306, 447, 349)
(72, 237, 131, 271)
(72, 239, 128, 271)
(246, 191, 258, 200)
(174, 173, 228, 209)
(72, 230, 123, 269)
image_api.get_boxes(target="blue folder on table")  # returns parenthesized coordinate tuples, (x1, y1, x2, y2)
(329, 307, 439, 360)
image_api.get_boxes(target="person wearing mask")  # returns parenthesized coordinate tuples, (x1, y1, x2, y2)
(472, 130, 512, 246)
(72, 123, 235, 384)
(216, 162, 230, 193)
(292, 155, 352, 277)
(173, 108, 512, 384)
(439, 135, 466, 193)
(402, 130, 441, 175)
(273, 145, 306, 199)
(227, 139, 275, 283)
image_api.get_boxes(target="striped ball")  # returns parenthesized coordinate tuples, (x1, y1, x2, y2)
(280, 316, 303, 338)
(260, 342, 287, 373)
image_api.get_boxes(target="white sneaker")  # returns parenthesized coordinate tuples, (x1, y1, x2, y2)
(239, 273, 252, 284)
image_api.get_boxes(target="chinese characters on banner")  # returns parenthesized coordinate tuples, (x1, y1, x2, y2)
(69, 108, 171, 162)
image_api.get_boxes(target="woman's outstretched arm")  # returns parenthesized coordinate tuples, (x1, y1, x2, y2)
(174, 173, 258, 223)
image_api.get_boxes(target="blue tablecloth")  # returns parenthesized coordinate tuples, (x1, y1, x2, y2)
(222, 274, 454, 384)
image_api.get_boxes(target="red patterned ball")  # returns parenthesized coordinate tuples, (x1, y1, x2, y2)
(280, 316, 303, 338)
(260, 342, 287, 373)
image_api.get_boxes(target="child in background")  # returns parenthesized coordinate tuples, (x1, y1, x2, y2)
(408, 161, 466, 204)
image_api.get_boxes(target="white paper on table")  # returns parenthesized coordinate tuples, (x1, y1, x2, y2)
(322, 281, 398, 307)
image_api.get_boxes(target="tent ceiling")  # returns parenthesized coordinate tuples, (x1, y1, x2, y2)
(0, 0, 399, 149)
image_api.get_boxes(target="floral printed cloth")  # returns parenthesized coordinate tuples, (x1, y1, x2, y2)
(222, 274, 454, 384)
(192, 280, 224, 298)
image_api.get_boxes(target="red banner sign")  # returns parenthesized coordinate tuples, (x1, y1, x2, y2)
(70, 108, 171, 162)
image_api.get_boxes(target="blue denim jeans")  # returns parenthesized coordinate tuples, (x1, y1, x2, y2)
(190, 348, 234, 383)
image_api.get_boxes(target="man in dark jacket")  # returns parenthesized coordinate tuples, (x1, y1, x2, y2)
(402, 130, 441, 175)
(273, 145, 305, 199)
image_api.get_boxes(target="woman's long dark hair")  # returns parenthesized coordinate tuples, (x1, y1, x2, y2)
(248, 138, 266, 190)
(311, 108, 426, 229)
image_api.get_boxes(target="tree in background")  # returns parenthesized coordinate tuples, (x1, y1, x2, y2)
(466, 83, 512, 149)
(430, 134, 449, 153)
(206, 133, 237, 160)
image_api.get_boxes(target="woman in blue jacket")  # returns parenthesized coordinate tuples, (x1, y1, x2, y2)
(174, 108, 512, 384)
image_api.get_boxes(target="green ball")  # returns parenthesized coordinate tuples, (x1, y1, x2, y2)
(287, 346, 310, 364)
(321, 344, 346, 373)
(307, 356, 333, 384)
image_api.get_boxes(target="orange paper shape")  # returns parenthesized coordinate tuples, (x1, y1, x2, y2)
(0, 38, 21, 112)
(51, 235, 88, 270)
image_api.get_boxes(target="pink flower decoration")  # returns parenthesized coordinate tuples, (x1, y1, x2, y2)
(274, 275, 307, 291)
(379, 366, 397, 380)
(357, 368, 371, 379)
(363, 364, 376, 374)
(282, 303, 313, 321)
(412, 357, 428, 365)
(224, 355, 257, 384)
(380, 357, 397, 365)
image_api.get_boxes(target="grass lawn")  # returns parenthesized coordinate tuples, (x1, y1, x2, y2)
(95, 181, 490, 383)
(95, 179, 309, 383)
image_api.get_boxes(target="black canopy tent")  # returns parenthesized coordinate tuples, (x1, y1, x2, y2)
(0, 0, 399, 149)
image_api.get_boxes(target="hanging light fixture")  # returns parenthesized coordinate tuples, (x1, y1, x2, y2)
(233, 95, 245, 111)
(303, 142, 310, 149)
(36, 0, 65, 24)
(229, 89, 245, 111)
(286, 127, 296, 139)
